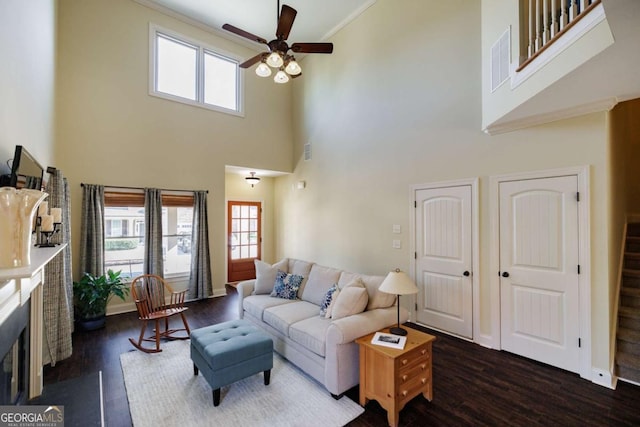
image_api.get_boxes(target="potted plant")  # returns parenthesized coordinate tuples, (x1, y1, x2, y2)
(73, 269, 129, 331)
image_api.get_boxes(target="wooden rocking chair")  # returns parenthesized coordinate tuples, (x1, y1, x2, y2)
(129, 274, 191, 353)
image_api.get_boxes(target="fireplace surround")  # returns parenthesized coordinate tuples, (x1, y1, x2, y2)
(0, 245, 66, 400)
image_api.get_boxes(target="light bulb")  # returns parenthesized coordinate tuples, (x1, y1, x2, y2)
(285, 60, 302, 76)
(255, 62, 272, 77)
(274, 70, 290, 84)
(266, 52, 284, 68)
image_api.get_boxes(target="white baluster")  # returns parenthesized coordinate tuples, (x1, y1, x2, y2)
(551, 0, 559, 37)
(543, 0, 550, 44)
(529, 0, 536, 57)
(560, 0, 569, 30)
(536, 0, 543, 51)
(569, 0, 578, 22)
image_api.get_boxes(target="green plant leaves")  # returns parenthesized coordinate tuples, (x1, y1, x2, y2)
(73, 269, 130, 319)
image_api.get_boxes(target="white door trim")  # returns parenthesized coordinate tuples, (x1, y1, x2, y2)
(489, 165, 592, 381)
(410, 177, 480, 341)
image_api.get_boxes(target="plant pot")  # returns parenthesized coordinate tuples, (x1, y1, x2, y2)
(77, 315, 106, 331)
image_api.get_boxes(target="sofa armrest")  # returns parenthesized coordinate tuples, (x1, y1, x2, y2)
(236, 280, 255, 319)
(326, 306, 409, 346)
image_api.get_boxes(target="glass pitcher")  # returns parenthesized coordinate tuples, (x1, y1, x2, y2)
(0, 187, 49, 268)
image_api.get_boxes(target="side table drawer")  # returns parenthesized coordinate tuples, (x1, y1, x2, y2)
(398, 374, 431, 407)
(398, 360, 430, 384)
(397, 343, 430, 372)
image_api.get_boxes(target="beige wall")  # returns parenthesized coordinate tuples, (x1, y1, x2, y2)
(279, 0, 612, 373)
(481, 0, 614, 129)
(55, 0, 293, 295)
(0, 0, 56, 174)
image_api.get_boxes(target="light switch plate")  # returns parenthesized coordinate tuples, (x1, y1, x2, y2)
(392, 239, 401, 249)
(392, 224, 401, 234)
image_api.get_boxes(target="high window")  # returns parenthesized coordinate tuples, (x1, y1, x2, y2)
(150, 25, 243, 115)
(104, 191, 194, 279)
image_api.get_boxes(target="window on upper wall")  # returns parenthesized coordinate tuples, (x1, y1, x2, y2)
(104, 191, 194, 280)
(150, 24, 243, 116)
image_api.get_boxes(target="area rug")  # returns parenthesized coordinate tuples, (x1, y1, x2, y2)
(120, 340, 364, 427)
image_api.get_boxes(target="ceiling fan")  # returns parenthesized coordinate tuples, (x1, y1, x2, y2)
(222, 1, 334, 83)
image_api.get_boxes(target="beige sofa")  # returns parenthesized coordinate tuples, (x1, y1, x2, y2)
(237, 258, 409, 397)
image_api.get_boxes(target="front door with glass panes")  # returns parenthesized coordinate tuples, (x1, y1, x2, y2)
(227, 201, 261, 282)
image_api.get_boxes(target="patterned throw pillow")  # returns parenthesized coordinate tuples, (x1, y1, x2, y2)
(319, 284, 339, 317)
(270, 270, 304, 300)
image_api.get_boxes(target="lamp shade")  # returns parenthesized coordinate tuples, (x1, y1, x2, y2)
(379, 269, 418, 295)
(266, 52, 284, 68)
(255, 62, 272, 77)
(285, 59, 302, 76)
(274, 70, 290, 84)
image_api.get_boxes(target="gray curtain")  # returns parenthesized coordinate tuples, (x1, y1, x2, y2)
(188, 191, 212, 299)
(144, 188, 164, 276)
(79, 184, 105, 276)
(43, 170, 73, 365)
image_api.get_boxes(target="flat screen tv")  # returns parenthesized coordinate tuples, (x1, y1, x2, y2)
(0, 145, 44, 190)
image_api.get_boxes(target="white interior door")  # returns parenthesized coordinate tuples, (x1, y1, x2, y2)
(415, 185, 473, 338)
(499, 176, 580, 373)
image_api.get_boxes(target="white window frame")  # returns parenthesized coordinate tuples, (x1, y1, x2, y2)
(149, 23, 244, 117)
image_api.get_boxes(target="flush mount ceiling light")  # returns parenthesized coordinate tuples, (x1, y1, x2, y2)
(223, 1, 333, 84)
(245, 172, 260, 187)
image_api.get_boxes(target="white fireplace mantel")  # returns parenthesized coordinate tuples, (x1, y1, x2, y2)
(0, 244, 67, 399)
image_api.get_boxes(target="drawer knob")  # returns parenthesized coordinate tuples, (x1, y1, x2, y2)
(402, 359, 408, 365)
(402, 375, 408, 382)
(421, 349, 426, 355)
(421, 364, 426, 370)
(421, 378, 427, 384)
(401, 390, 408, 397)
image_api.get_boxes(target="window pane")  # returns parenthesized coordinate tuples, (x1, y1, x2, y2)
(249, 246, 257, 258)
(204, 51, 237, 110)
(240, 205, 249, 218)
(240, 219, 249, 232)
(232, 205, 240, 218)
(240, 232, 248, 245)
(240, 246, 248, 259)
(163, 206, 193, 276)
(249, 219, 257, 232)
(104, 207, 145, 279)
(157, 35, 197, 100)
(249, 206, 258, 218)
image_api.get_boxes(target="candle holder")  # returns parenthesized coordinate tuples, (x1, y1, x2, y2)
(37, 222, 62, 248)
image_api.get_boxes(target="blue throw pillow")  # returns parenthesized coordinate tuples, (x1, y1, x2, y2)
(319, 284, 339, 317)
(270, 270, 304, 300)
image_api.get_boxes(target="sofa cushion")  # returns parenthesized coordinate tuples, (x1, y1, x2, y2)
(289, 316, 331, 357)
(331, 287, 369, 320)
(287, 259, 314, 295)
(302, 264, 343, 306)
(263, 301, 320, 336)
(254, 258, 288, 295)
(319, 284, 339, 317)
(338, 272, 396, 310)
(270, 270, 304, 300)
(243, 295, 294, 321)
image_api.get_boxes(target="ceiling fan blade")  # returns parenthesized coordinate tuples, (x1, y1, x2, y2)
(239, 53, 266, 69)
(291, 43, 334, 54)
(276, 5, 297, 40)
(222, 23, 267, 45)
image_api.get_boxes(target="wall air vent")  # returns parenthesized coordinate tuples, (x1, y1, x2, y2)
(304, 142, 312, 161)
(490, 27, 511, 92)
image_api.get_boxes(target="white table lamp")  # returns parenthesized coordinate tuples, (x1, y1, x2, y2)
(379, 268, 418, 336)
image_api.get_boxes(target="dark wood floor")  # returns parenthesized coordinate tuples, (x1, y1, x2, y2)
(44, 285, 640, 426)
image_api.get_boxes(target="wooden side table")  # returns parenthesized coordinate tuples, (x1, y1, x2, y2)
(356, 327, 436, 427)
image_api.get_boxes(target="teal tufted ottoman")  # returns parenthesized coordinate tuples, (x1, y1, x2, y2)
(190, 319, 273, 406)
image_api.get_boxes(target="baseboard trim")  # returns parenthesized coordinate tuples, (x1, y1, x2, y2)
(592, 368, 616, 389)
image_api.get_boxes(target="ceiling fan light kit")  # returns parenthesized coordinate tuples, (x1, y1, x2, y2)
(223, 1, 333, 84)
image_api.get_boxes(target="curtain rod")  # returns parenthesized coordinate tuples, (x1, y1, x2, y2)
(80, 183, 208, 194)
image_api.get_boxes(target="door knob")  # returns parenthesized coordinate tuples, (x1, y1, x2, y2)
(502, 271, 509, 278)
(463, 271, 470, 277)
